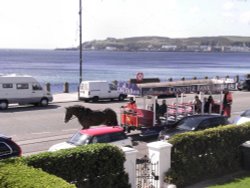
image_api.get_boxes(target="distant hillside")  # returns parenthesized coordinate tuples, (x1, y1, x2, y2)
(81, 36, 250, 52)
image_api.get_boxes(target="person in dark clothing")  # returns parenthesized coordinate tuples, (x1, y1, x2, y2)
(204, 95, 214, 113)
(158, 100, 167, 117)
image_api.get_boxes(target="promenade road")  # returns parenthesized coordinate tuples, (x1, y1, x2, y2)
(0, 90, 250, 156)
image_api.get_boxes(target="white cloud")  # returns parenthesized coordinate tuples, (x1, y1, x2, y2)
(239, 11, 250, 24)
(223, 1, 235, 11)
(189, 6, 200, 15)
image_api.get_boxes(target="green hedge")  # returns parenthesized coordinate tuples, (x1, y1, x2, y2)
(0, 159, 75, 188)
(165, 122, 250, 187)
(24, 144, 130, 188)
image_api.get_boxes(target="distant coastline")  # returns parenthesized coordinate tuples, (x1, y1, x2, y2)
(56, 36, 250, 53)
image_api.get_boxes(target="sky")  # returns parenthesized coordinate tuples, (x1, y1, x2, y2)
(0, 0, 250, 49)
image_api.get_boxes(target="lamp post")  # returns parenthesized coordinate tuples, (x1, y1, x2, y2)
(79, 0, 83, 84)
(78, 0, 83, 99)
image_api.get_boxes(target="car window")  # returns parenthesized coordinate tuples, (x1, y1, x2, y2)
(0, 142, 12, 157)
(110, 132, 127, 142)
(92, 134, 111, 143)
(68, 132, 91, 146)
(197, 120, 211, 130)
(210, 117, 225, 126)
(177, 117, 204, 131)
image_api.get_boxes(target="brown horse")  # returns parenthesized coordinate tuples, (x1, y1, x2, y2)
(64, 105, 118, 129)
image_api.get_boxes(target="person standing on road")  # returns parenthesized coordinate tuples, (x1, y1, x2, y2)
(193, 95, 202, 114)
(222, 88, 233, 117)
(204, 95, 214, 113)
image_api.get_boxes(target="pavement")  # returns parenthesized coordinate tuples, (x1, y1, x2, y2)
(52, 92, 78, 103)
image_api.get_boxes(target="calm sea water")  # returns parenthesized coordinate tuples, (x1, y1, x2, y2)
(0, 49, 250, 93)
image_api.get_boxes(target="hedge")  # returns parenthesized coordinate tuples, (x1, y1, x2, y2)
(165, 122, 250, 187)
(24, 144, 130, 188)
(0, 159, 75, 188)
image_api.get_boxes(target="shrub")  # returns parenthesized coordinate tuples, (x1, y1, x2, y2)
(24, 144, 130, 188)
(165, 122, 250, 187)
(0, 159, 75, 188)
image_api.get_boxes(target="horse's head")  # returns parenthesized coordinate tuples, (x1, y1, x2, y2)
(64, 107, 73, 123)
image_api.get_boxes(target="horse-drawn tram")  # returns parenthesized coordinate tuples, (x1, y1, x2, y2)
(120, 78, 236, 138)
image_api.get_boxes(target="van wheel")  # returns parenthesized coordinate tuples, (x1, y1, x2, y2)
(40, 98, 48, 107)
(118, 95, 125, 101)
(92, 96, 99, 102)
(0, 100, 8, 110)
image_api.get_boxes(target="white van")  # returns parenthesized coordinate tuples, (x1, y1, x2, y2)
(79, 80, 127, 102)
(0, 74, 53, 110)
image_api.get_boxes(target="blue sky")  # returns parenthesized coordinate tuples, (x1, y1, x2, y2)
(0, 0, 250, 49)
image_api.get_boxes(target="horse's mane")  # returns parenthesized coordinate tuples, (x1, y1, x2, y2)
(68, 105, 97, 114)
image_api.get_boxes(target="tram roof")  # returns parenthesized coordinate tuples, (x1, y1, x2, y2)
(137, 79, 225, 88)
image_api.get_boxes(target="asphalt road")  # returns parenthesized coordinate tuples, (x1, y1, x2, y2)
(0, 91, 249, 156)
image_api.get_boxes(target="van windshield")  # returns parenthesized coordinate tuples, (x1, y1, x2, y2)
(67, 132, 91, 146)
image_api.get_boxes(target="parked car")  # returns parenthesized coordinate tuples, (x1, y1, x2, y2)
(233, 109, 250, 125)
(0, 134, 22, 159)
(158, 114, 229, 140)
(49, 126, 133, 152)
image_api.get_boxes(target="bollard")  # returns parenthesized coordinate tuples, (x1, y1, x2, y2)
(63, 82, 69, 93)
(46, 83, 51, 92)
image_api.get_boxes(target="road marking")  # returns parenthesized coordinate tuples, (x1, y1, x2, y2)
(17, 134, 72, 145)
(32, 132, 51, 135)
(62, 129, 77, 132)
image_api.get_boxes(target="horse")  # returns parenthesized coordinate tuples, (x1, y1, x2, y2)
(64, 105, 118, 129)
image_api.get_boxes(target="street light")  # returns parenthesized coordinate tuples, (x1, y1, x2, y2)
(79, 0, 83, 84)
(78, 0, 83, 99)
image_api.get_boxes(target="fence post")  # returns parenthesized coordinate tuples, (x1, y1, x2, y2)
(122, 147, 138, 188)
(63, 82, 69, 93)
(147, 141, 173, 188)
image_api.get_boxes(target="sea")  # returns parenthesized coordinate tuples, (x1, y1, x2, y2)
(0, 49, 250, 93)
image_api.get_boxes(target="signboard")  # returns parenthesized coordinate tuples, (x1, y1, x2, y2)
(136, 72, 144, 82)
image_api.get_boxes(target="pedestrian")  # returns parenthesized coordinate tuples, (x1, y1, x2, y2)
(204, 95, 214, 113)
(193, 95, 202, 113)
(222, 88, 233, 117)
(158, 99, 167, 116)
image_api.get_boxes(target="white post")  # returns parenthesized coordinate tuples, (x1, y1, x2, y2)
(143, 96, 146, 110)
(175, 94, 179, 121)
(122, 147, 138, 188)
(153, 96, 158, 126)
(180, 93, 184, 104)
(200, 92, 204, 114)
(147, 141, 173, 188)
